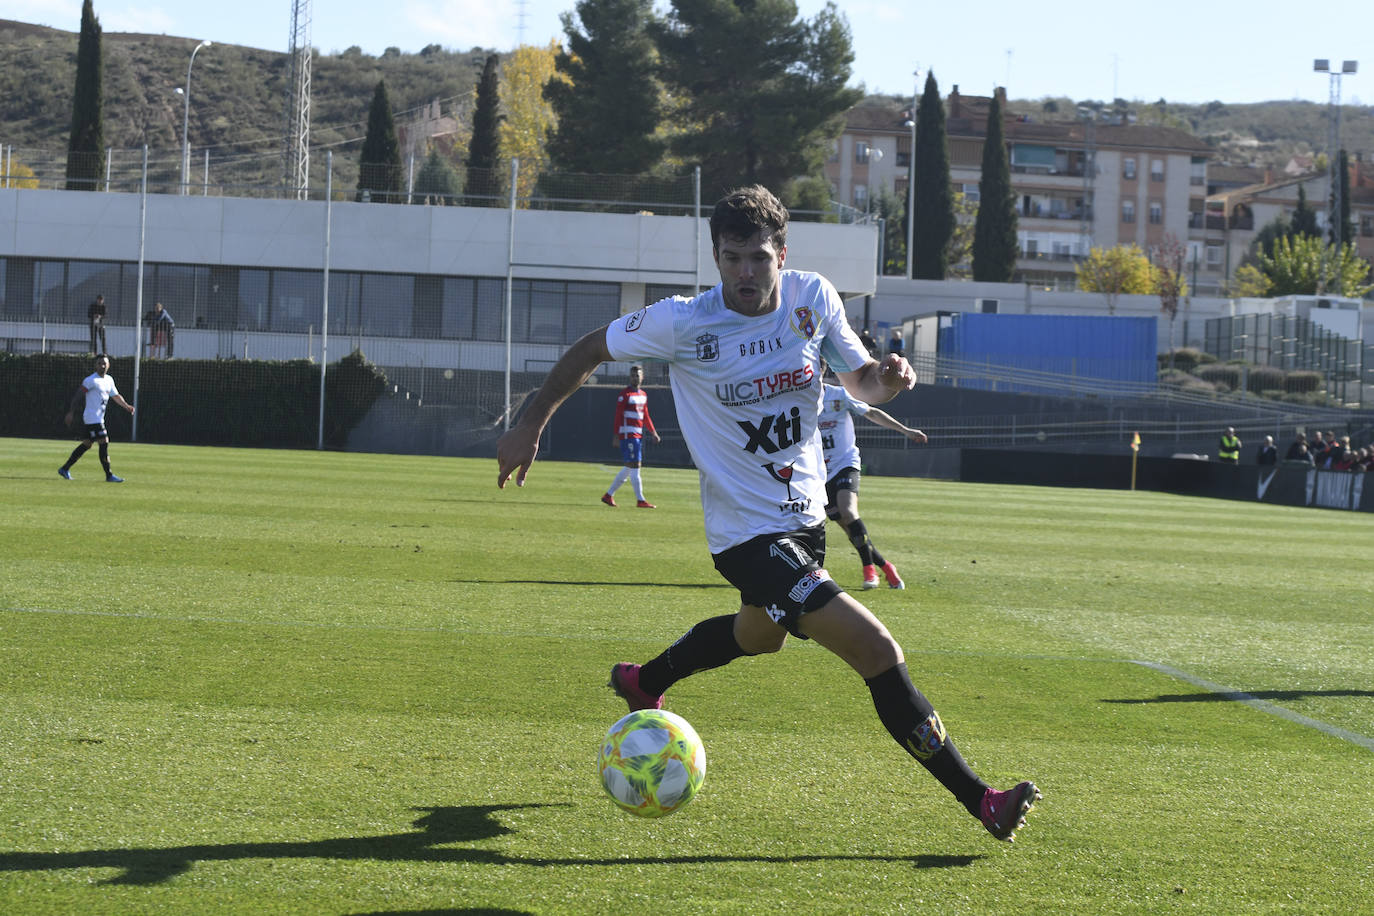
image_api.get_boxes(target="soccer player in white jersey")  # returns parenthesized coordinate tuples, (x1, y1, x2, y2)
(58, 354, 135, 482)
(496, 186, 1039, 842)
(602, 364, 660, 508)
(819, 380, 927, 589)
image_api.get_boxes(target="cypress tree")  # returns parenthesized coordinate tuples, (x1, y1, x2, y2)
(464, 54, 503, 206)
(1291, 184, 1319, 238)
(910, 70, 953, 279)
(356, 80, 403, 203)
(971, 91, 1019, 282)
(65, 0, 104, 191)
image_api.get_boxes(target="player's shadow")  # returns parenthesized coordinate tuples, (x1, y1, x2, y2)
(1104, 688, 1374, 704)
(0, 804, 977, 886)
(452, 578, 729, 589)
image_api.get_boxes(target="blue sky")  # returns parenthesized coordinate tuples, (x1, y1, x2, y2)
(1, 0, 1369, 106)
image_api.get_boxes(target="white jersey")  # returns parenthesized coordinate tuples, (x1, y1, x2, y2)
(818, 383, 869, 477)
(605, 270, 871, 553)
(80, 372, 120, 425)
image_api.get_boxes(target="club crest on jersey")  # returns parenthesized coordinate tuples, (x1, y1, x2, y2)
(790, 306, 816, 339)
(624, 309, 646, 332)
(695, 333, 720, 362)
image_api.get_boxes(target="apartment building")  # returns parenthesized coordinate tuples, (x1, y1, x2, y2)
(1207, 158, 1374, 285)
(825, 87, 1217, 290)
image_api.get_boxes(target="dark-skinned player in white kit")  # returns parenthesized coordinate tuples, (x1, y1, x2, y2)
(496, 185, 1040, 842)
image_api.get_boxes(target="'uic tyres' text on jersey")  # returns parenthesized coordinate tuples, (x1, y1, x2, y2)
(605, 270, 871, 553)
(80, 372, 120, 425)
(818, 383, 869, 477)
(613, 386, 656, 439)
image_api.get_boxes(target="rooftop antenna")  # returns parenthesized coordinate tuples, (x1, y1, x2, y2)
(282, 0, 312, 199)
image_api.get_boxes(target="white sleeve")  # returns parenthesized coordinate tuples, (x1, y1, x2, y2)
(815, 279, 871, 373)
(842, 389, 870, 417)
(605, 299, 679, 363)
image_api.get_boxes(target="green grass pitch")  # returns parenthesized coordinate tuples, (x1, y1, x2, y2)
(2, 436, 1372, 914)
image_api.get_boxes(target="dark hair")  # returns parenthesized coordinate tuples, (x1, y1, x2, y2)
(94, 353, 108, 362)
(709, 185, 789, 252)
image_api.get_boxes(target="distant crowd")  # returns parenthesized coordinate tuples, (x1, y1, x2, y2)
(1276, 430, 1373, 471)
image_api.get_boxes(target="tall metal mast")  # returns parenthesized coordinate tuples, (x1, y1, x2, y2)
(283, 0, 312, 199)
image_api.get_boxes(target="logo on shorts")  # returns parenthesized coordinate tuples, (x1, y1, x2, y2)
(764, 604, 786, 624)
(695, 333, 720, 362)
(787, 569, 830, 604)
(624, 309, 646, 332)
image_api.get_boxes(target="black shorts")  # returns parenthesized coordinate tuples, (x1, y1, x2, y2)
(824, 467, 860, 515)
(82, 422, 108, 441)
(711, 524, 843, 639)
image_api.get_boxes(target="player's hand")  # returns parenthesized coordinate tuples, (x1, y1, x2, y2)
(653, 432, 661, 444)
(497, 425, 540, 489)
(906, 429, 928, 445)
(876, 354, 915, 392)
(63, 411, 73, 428)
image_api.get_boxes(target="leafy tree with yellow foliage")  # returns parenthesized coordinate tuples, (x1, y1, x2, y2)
(498, 42, 564, 203)
(1075, 244, 1157, 314)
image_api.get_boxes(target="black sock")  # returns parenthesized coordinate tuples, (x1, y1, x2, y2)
(639, 614, 747, 697)
(843, 519, 878, 566)
(866, 663, 989, 817)
(98, 442, 112, 475)
(62, 444, 87, 470)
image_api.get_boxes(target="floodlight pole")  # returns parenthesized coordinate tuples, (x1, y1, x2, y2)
(904, 69, 919, 279)
(1313, 58, 1358, 294)
(181, 40, 212, 196)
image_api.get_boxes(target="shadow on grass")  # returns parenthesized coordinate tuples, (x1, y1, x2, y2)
(1105, 688, 1374, 704)
(0, 805, 979, 886)
(451, 579, 730, 589)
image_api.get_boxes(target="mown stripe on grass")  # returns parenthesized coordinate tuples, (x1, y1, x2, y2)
(1132, 659, 1374, 753)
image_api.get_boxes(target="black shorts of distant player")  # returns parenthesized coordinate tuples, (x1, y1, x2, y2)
(711, 524, 843, 639)
(823, 466, 860, 517)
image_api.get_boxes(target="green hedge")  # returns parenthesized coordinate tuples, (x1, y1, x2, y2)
(0, 351, 387, 448)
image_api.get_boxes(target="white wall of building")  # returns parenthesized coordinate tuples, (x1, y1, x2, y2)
(0, 189, 881, 299)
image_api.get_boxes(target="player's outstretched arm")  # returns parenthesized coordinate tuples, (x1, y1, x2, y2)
(112, 394, 134, 414)
(497, 327, 613, 489)
(837, 353, 915, 406)
(863, 407, 927, 444)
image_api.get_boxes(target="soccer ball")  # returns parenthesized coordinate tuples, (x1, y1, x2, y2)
(597, 709, 706, 818)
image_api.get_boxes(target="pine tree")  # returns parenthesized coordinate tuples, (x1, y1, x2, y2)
(413, 148, 461, 204)
(65, 0, 104, 191)
(546, 0, 663, 174)
(356, 80, 403, 203)
(910, 71, 953, 279)
(971, 91, 1018, 282)
(464, 54, 503, 206)
(653, 0, 861, 199)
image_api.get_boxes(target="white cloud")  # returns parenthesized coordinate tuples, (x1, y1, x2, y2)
(0, 0, 80, 29)
(101, 6, 178, 37)
(402, 0, 512, 51)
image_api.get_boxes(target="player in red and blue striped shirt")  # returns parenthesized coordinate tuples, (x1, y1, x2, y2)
(602, 364, 660, 508)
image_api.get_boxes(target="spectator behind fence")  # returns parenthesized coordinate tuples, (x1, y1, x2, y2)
(858, 324, 878, 359)
(1308, 431, 1326, 463)
(1218, 427, 1241, 465)
(1256, 435, 1277, 466)
(148, 302, 175, 358)
(888, 327, 905, 358)
(87, 294, 107, 354)
(1284, 433, 1308, 461)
